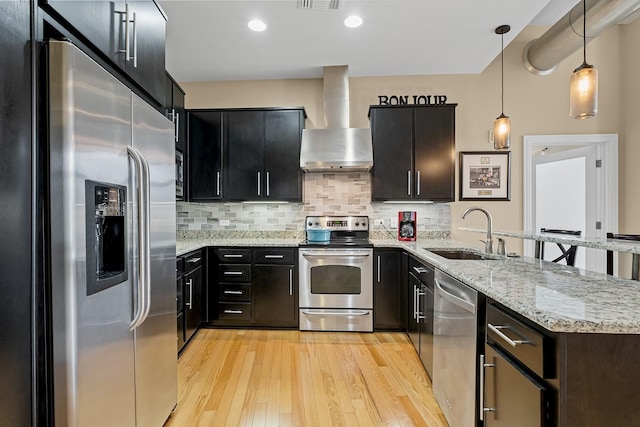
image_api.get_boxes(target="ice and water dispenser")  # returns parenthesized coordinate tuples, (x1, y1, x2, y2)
(85, 180, 128, 295)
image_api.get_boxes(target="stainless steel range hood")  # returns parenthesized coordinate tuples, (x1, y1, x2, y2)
(300, 66, 373, 172)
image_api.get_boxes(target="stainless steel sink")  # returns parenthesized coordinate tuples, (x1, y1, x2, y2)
(426, 249, 500, 260)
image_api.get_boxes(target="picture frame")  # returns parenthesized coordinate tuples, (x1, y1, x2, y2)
(459, 151, 511, 201)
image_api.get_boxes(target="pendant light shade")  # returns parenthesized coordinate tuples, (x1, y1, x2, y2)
(494, 25, 510, 150)
(570, 0, 598, 119)
(494, 113, 511, 150)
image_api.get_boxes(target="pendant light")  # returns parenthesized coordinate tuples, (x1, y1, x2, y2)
(494, 25, 511, 150)
(570, 0, 598, 119)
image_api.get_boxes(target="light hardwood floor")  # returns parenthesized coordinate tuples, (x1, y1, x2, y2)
(165, 328, 448, 427)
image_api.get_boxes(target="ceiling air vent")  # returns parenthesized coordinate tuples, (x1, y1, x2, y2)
(297, 0, 341, 11)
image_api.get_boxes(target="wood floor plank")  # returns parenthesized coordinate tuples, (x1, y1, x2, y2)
(165, 329, 448, 427)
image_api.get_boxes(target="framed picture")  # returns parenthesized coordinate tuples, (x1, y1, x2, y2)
(459, 151, 511, 201)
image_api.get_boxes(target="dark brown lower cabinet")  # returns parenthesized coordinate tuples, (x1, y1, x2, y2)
(482, 343, 553, 427)
(178, 249, 204, 353)
(484, 300, 640, 427)
(184, 265, 203, 342)
(208, 247, 298, 328)
(374, 249, 403, 330)
(253, 264, 297, 326)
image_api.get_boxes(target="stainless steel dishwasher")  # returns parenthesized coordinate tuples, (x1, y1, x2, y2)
(433, 269, 478, 427)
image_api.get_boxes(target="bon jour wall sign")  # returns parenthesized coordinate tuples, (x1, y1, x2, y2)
(377, 94, 449, 105)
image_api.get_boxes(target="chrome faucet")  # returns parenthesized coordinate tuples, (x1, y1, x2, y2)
(461, 206, 494, 254)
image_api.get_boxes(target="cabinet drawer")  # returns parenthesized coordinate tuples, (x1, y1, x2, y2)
(219, 284, 251, 302)
(219, 303, 251, 320)
(219, 264, 252, 282)
(214, 248, 251, 263)
(254, 248, 296, 264)
(487, 303, 554, 379)
(409, 256, 433, 283)
(184, 250, 203, 271)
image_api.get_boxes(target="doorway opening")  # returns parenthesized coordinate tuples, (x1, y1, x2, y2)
(523, 134, 618, 274)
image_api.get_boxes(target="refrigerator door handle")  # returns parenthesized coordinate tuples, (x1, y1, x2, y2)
(127, 146, 152, 330)
(138, 149, 152, 323)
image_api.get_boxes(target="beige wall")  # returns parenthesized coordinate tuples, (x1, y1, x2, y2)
(181, 22, 637, 252)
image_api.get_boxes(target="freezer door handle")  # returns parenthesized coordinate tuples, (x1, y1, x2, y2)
(127, 146, 152, 330)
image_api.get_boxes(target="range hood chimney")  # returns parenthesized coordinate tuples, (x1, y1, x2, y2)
(300, 65, 373, 172)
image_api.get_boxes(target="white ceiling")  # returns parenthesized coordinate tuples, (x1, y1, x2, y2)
(159, 0, 582, 83)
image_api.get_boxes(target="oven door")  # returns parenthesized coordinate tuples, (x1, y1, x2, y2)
(299, 248, 373, 309)
(299, 249, 373, 309)
(299, 248, 373, 332)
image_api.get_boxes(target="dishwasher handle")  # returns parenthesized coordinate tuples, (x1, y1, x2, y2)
(434, 277, 476, 314)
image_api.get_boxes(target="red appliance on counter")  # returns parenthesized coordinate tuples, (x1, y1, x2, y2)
(398, 211, 417, 241)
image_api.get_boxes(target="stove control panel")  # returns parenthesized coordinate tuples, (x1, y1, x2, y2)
(305, 216, 369, 231)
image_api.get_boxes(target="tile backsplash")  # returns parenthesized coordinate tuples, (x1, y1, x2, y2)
(177, 172, 450, 235)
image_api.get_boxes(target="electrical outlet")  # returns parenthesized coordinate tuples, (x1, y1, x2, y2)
(219, 219, 230, 226)
(488, 129, 494, 145)
(390, 217, 398, 229)
(374, 218, 384, 226)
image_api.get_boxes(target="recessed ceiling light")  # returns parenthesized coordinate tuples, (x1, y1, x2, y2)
(344, 15, 363, 28)
(248, 19, 267, 32)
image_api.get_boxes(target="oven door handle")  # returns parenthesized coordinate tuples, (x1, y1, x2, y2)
(302, 310, 370, 316)
(302, 253, 371, 258)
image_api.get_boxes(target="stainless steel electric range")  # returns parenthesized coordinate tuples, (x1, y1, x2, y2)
(299, 216, 374, 332)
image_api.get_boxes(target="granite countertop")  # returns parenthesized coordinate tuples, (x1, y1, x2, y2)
(391, 239, 640, 335)
(177, 236, 640, 335)
(459, 227, 640, 254)
(177, 238, 300, 256)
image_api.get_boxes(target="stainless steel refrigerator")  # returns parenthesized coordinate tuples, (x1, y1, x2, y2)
(48, 40, 177, 427)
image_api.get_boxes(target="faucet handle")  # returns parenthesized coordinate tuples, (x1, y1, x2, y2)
(497, 238, 506, 255)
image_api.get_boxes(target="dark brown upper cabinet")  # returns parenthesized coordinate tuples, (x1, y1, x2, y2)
(42, 0, 167, 104)
(369, 105, 456, 202)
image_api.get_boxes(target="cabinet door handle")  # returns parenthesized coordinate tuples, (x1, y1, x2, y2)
(413, 266, 428, 274)
(216, 171, 221, 196)
(407, 170, 411, 196)
(186, 279, 193, 309)
(264, 255, 284, 259)
(118, 4, 131, 60)
(479, 355, 497, 420)
(417, 287, 426, 320)
(413, 285, 419, 323)
(488, 323, 531, 347)
(266, 171, 270, 197)
(479, 355, 485, 421)
(223, 290, 243, 295)
(377, 256, 381, 283)
(223, 271, 244, 276)
(187, 257, 201, 264)
(131, 11, 138, 67)
(224, 309, 243, 314)
(416, 170, 421, 196)
(223, 254, 243, 258)
(257, 171, 261, 196)
(289, 269, 293, 296)
(174, 112, 180, 143)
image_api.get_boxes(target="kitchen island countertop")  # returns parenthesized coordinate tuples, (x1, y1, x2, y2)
(177, 237, 640, 335)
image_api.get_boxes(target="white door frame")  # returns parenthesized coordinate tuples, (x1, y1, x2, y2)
(523, 134, 618, 272)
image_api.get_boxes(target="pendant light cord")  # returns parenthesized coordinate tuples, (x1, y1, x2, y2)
(501, 31, 504, 115)
(583, 0, 587, 65)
